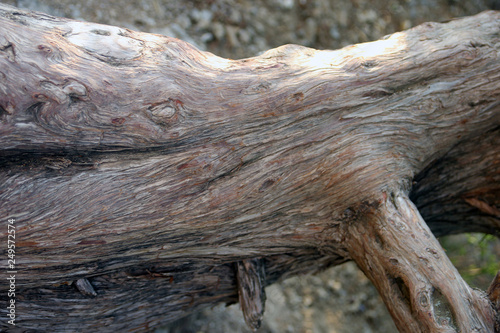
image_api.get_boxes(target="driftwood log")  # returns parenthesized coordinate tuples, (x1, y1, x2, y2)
(0, 4, 499, 332)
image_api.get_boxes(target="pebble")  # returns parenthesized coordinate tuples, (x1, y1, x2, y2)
(176, 14, 191, 30)
(277, 0, 294, 10)
(211, 21, 225, 40)
(191, 8, 213, 30)
(304, 17, 317, 41)
(226, 25, 240, 47)
(238, 28, 252, 44)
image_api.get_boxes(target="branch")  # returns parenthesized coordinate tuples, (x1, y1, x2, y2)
(0, 4, 499, 332)
(412, 127, 500, 237)
(344, 193, 496, 332)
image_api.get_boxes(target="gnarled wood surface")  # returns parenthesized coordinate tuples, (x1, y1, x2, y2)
(0, 4, 499, 332)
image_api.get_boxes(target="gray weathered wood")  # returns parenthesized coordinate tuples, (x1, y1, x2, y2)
(0, 4, 499, 332)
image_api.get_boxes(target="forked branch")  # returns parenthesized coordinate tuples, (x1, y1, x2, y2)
(345, 193, 496, 332)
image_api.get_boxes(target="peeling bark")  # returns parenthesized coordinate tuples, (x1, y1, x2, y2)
(0, 4, 499, 332)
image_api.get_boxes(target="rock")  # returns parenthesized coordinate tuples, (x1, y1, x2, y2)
(191, 8, 213, 30)
(211, 21, 225, 40)
(226, 25, 240, 47)
(304, 17, 317, 42)
(238, 28, 252, 44)
(276, 0, 294, 10)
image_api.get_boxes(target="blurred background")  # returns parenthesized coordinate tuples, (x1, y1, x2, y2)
(2, 1, 499, 332)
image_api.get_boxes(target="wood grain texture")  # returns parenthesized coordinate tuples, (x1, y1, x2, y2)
(236, 259, 266, 330)
(344, 193, 495, 332)
(411, 127, 500, 237)
(489, 270, 500, 332)
(0, 3, 499, 332)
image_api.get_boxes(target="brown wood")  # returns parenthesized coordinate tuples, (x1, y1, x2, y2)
(236, 259, 266, 330)
(0, 3, 499, 332)
(489, 270, 500, 332)
(345, 193, 495, 332)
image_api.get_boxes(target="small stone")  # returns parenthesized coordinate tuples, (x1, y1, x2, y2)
(277, 0, 294, 10)
(315, 287, 329, 300)
(200, 32, 213, 43)
(254, 37, 268, 54)
(191, 9, 213, 30)
(304, 17, 317, 41)
(211, 22, 225, 40)
(228, 9, 242, 25)
(338, 9, 349, 27)
(176, 14, 191, 30)
(402, 19, 412, 30)
(330, 26, 340, 40)
(226, 25, 239, 47)
(357, 9, 378, 23)
(328, 279, 342, 291)
(238, 29, 251, 44)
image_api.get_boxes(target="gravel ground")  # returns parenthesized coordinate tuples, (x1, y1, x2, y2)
(161, 261, 398, 333)
(2, 1, 499, 332)
(5, 0, 500, 60)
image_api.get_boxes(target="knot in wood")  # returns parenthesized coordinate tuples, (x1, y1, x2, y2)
(147, 99, 183, 126)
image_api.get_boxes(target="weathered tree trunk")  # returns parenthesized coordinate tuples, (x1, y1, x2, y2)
(0, 4, 499, 332)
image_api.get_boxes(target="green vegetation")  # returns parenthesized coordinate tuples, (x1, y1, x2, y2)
(440, 233, 499, 290)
